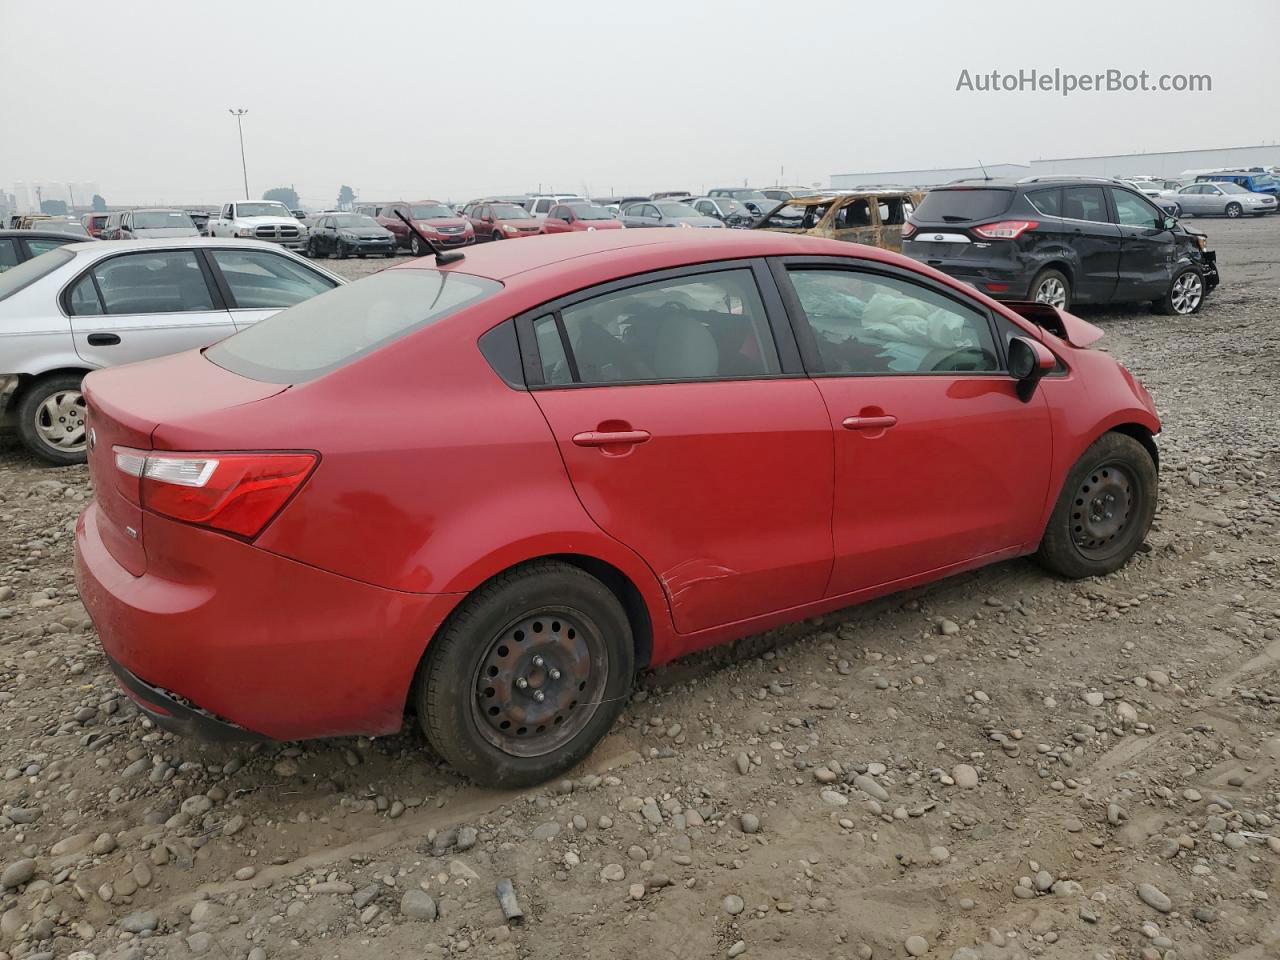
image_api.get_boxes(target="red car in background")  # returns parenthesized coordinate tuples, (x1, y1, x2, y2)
(81, 213, 110, 238)
(377, 200, 473, 255)
(75, 230, 1161, 789)
(463, 200, 542, 241)
(540, 203, 624, 234)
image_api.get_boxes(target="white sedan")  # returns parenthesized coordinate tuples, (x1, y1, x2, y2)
(0, 238, 343, 464)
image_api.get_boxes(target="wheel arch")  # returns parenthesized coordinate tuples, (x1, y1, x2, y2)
(10, 366, 94, 407)
(1107, 422, 1159, 473)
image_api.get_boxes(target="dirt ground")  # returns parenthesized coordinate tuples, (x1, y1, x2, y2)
(1, 219, 1278, 960)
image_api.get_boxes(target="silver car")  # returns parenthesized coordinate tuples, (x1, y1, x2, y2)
(1163, 181, 1277, 218)
(0, 238, 342, 464)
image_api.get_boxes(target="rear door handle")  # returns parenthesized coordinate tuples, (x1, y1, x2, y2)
(572, 430, 651, 447)
(86, 333, 121, 346)
(842, 415, 897, 431)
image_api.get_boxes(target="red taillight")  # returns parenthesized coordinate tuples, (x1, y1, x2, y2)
(115, 448, 316, 538)
(973, 220, 1039, 240)
(901, 222, 916, 238)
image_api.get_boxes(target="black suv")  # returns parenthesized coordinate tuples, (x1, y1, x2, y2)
(902, 177, 1219, 315)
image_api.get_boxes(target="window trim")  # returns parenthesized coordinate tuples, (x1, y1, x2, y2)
(768, 255, 1013, 379)
(58, 247, 227, 318)
(203, 247, 337, 311)
(512, 257, 805, 390)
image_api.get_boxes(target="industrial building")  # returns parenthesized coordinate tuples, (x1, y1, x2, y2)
(831, 144, 1280, 188)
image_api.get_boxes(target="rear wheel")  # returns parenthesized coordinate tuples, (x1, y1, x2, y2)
(308, 237, 327, 259)
(415, 561, 634, 788)
(1030, 268, 1070, 310)
(17, 374, 88, 466)
(1153, 267, 1204, 315)
(1225, 202, 1242, 218)
(1037, 433, 1156, 579)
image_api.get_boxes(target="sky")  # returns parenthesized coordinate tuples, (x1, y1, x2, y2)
(2, 0, 1276, 207)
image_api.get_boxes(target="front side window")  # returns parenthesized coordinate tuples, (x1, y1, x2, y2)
(210, 250, 336, 309)
(789, 269, 998, 375)
(90, 251, 215, 315)
(208, 269, 501, 384)
(1109, 188, 1160, 227)
(533, 269, 781, 386)
(1062, 186, 1108, 223)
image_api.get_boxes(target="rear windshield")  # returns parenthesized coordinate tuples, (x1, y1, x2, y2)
(913, 188, 1014, 222)
(206, 269, 502, 384)
(0, 248, 73, 302)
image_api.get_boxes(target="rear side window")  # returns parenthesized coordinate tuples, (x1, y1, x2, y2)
(0, 238, 19, 273)
(1026, 188, 1062, 217)
(210, 249, 336, 309)
(532, 269, 780, 386)
(0, 248, 73, 302)
(207, 269, 501, 384)
(913, 188, 1014, 222)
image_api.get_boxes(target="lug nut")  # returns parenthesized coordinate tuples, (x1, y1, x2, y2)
(532, 655, 545, 667)
(549, 668, 561, 680)
(533, 690, 545, 702)
(515, 677, 528, 689)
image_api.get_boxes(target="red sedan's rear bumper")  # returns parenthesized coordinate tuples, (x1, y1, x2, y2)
(74, 503, 462, 741)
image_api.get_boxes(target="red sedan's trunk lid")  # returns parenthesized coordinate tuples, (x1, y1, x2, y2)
(82, 350, 287, 575)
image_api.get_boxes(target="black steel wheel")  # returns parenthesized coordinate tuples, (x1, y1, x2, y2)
(415, 560, 633, 787)
(1037, 432, 1157, 578)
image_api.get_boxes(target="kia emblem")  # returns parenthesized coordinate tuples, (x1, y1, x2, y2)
(933, 234, 944, 241)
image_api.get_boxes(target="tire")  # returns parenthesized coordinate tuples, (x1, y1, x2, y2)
(1030, 268, 1071, 310)
(16, 374, 88, 466)
(1225, 202, 1242, 218)
(410, 235, 424, 257)
(492, 230, 503, 242)
(1153, 267, 1205, 315)
(334, 240, 348, 260)
(415, 560, 634, 788)
(308, 238, 327, 259)
(1036, 433, 1157, 579)
(384, 249, 395, 258)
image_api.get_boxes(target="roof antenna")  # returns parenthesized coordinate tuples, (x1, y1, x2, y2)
(395, 211, 465, 266)
(977, 159, 991, 181)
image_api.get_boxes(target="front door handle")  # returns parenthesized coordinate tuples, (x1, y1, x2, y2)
(572, 430, 651, 447)
(86, 333, 121, 346)
(842, 415, 897, 431)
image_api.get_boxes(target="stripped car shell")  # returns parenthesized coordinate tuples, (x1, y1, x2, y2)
(753, 189, 925, 251)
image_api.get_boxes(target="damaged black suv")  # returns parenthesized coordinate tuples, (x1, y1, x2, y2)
(902, 177, 1219, 315)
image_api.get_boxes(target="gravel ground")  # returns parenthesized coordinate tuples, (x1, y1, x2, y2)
(1, 219, 1278, 960)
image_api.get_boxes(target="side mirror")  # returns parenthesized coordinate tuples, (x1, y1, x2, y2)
(1161, 216, 1176, 229)
(1008, 335, 1057, 402)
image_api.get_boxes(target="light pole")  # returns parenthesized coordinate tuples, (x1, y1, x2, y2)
(228, 108, 249, 199)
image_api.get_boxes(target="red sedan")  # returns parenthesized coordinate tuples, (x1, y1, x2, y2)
(540, 203, 624, 234)
(75, 230, 1160, 787)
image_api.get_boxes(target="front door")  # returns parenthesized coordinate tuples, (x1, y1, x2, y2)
(524, 262, 834, 636)
(64, 248, 235, 367)
(1108, 186, 1175, 301)
(778, 263, 1051, 596)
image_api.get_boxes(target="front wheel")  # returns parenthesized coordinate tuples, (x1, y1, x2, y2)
(415, 561, 634, 788)
(410, 235, 424, 256)
(1153, 267, 1204, 315)
(1030, 268, 1071, 310)
(334, 240, 348, 260)
(16, 374, 88, 466)
(1225, 202, 1242, 218)
(1036, 433, 1157, 579)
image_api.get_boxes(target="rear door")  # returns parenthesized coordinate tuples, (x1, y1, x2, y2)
(776, 260, 1051, 595)
(63, 248, 235, 367)
(1060, 186, 1121, 302)
(520, 261, 834, 639)
(205, 248, 338, 330)
(1108, 186, 1175, 301)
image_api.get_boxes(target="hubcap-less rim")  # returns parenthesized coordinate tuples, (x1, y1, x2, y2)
(1035, 277, 1066, 308)
(36, 390, 87, 451)
(1071, 461, 1137, 561)
(472, 608, 607, 758)
(1171, 272, 1202, 314)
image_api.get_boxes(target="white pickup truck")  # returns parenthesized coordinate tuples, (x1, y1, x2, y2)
(207, 200, 308, 251)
